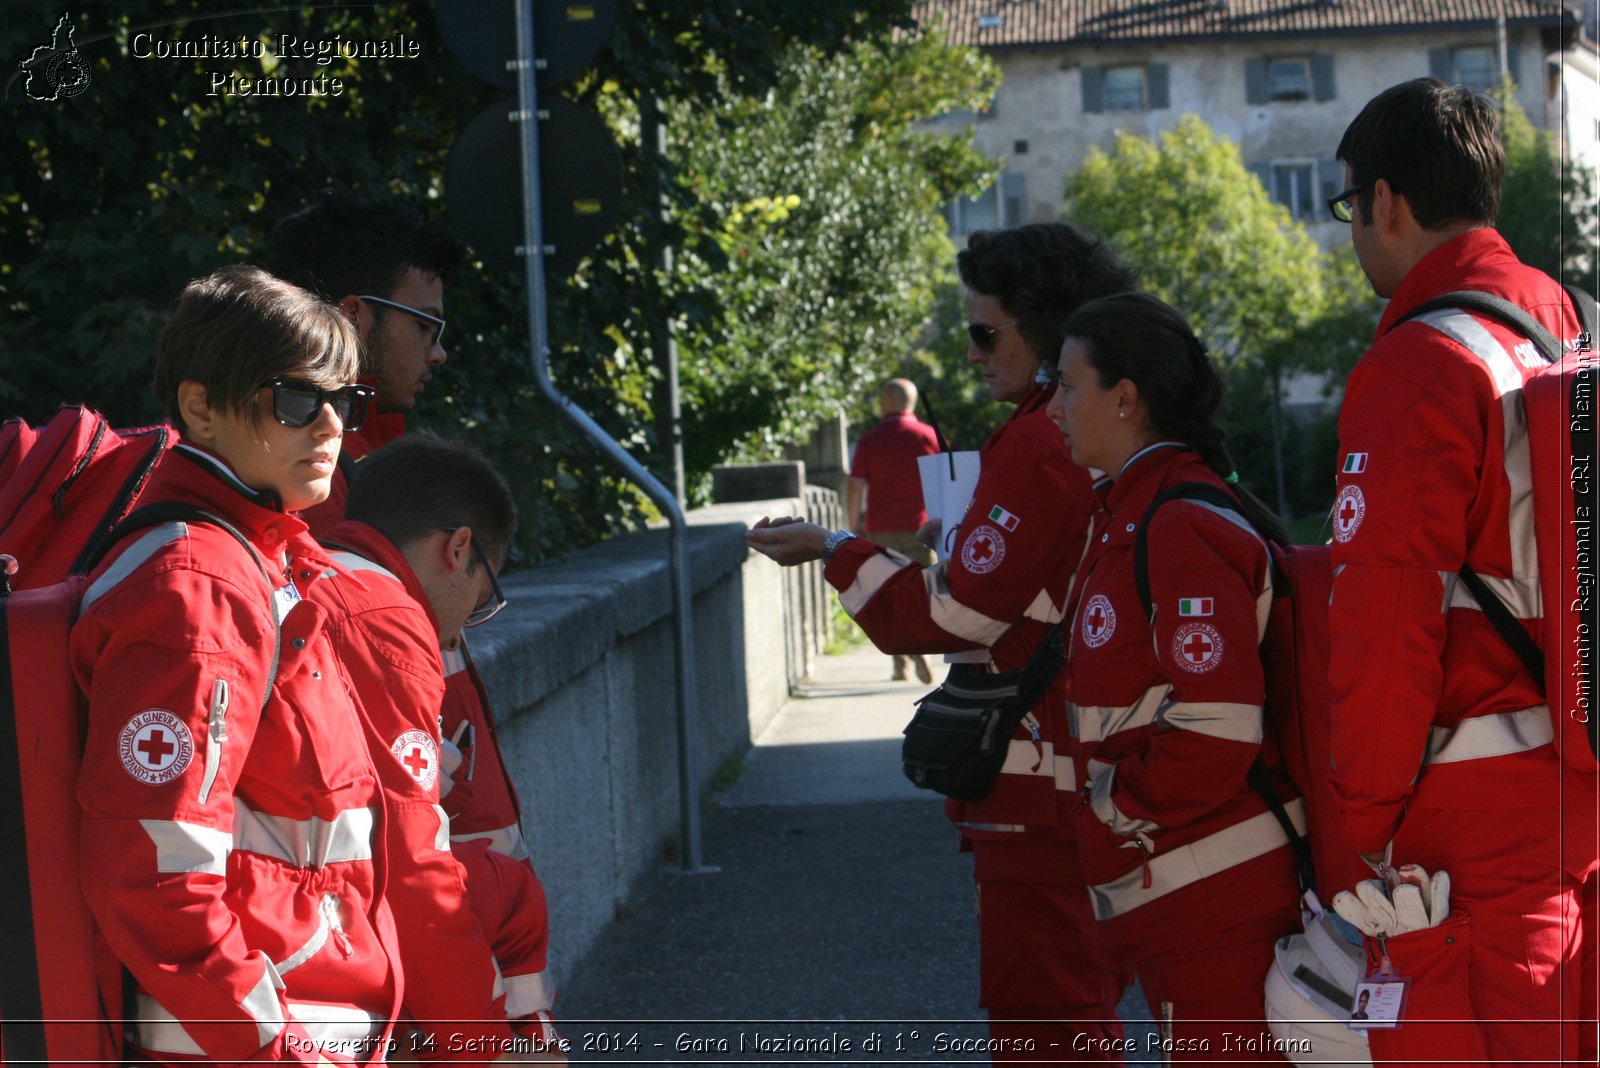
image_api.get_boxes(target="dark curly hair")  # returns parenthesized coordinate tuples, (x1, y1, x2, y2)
(1063, 292, 1288, 544)
(957, 223, 1137, 368)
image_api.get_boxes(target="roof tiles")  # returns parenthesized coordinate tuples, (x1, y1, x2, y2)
(915, 0, 1579, 47)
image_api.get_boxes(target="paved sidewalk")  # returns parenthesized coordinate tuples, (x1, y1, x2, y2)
(558, 641, 1154, 1064)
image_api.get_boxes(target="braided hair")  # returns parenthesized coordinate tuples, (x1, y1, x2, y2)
(1061, 292, 1288, 544)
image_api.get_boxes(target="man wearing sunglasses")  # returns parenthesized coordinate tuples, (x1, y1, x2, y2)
(748, 223, 1136, 1058)
(265, 190, 467, 534)
(1325, 78, 1593, 1066)
(312, 435, 564, 1061)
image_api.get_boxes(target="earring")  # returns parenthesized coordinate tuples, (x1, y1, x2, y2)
(1118, 411, 1126, 419)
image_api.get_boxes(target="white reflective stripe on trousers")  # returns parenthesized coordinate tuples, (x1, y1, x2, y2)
(1088, 799, 1306, 922)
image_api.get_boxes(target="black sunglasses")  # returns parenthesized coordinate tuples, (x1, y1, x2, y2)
(266, 378, 374, 431)
(441, 526, 508, 628)
(1327, 183, 1368, 223)
(967, 318, 1022, 353)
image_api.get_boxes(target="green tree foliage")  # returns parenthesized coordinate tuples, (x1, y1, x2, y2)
(1063, 115, 1380, 520)
(1, 1, 990, 561)
(1493, 80, 1597, 292)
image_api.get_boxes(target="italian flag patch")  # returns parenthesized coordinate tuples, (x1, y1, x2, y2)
(1178, 597, 1213, 617)
(1342, 452, 1368, 474)
(988, 505, 1020, 531)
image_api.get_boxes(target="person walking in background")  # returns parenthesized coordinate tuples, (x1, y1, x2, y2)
(846, 377, 941, 682)
(1325, 77, 1593, 1064)
(747, 223, 1137, 1059)
(1049, 292, 1299, 1061)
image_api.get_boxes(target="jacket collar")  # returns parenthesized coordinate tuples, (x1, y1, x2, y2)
(318, 519, 440, 636)
(1377, 227, 1515, 337)
(1104, 441, 1194, 514)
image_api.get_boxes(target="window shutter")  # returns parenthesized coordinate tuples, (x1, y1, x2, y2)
(1000, 172, 1028, 227)
(1147, 63, 1170, 109)
(1429, 47, 1453, 81)
(1506, 44, 1521, 88)
(1311, 53, 1336, 101)
(1247, 161, 1272, 193)
(1082, 65, 1105, 113)
(1245, 57, 1268, 104)
(1317, 158, 1346, 204)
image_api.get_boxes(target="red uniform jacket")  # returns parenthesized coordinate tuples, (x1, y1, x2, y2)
(824, 385, 1097, 856)
(1329, 227, 1585, 852)
(849, 411, 941, 532)
(439, 642, 529, 861)
(1065, 445, 1297, 960)
(72, 445, 402, 1064)
(455, 839, 559, 1045)
(313, 521, 518, 1058)
(295, 381, 405, 535)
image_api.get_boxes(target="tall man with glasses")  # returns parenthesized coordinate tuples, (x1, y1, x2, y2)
(313, 434, 565, 1062)
(1325, 77, 1594, 1065)
(748, 223, 1137, 1058)
(264, 190, 468, 534)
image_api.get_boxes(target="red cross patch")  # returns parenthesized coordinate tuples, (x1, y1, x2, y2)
(1081, 594, 1117, 648)
(390, 729, 440, 792)
(1333, 484, 1366, 544)
(118, 709, 194, 785)
(1171, 622, 1225, 674)
(960, 524, 1007, 575)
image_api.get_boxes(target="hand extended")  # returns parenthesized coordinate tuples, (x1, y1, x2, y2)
(745, 516, 829, 566)
(916, 518, 942, 551)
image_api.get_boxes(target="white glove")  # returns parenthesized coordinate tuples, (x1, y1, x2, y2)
(1331, 868, 1453, 938)
(1331, 884, 1387, 937)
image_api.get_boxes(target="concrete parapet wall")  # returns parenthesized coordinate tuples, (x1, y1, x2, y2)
(466, 493, 837, 988)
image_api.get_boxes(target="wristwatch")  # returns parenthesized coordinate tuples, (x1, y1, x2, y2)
(820, 529, 856, 561)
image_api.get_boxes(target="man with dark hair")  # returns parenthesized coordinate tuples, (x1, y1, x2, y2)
(264, 191, 469, 531)
(313, 435, 564, 1062)
(748, 223, 1136, 1057)
(1326, 77, 1594, 1064)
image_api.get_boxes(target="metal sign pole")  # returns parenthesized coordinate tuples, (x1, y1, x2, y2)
(511, 0, 712, 874)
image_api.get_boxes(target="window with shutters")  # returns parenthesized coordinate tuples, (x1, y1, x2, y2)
(1453, 47, 1496, 91)
(1104, 66, 1146, 110)
(1268, 58, 1311, 101)
(1271, 163, 1316, 220)
(946, 172, 1027, 236)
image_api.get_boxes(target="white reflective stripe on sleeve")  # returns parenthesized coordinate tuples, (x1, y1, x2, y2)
(999, 737, 1052, 776)
(1089, 800, 1306, 921)
(1069, 684, 1171, 743)
(1415, 310, 1540, 606)
(1087, 763, 1159, 837)
(1022, 586, 1063, 625)
(503, 969, 556, 1017)
(1159, 701, 1264, 744)
(136, 965, 291, 1054)
(1424, 705, 1554, 765)
(326, 551, 401, 585)
(431, 804, 451, 852)
(1181, 498, 1268, 552)
(442, 645, 469, 678)
(838, 552, 909, 617)
(141, 818, 232, 875)
(233, 803, 375, 866)
(81, 523, 188, 611)
(285, 1002, 384, 1055)
(1054, 754, 1076, 792)
(1448, 567, 1542, 621)
(955, 821, 1027, 833)
(920, 563, 1011, 644)
(453, 821, 529, 861)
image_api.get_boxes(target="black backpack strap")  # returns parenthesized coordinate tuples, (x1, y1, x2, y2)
(1392, 290, 1565, 362)
(1456, 566, 1546, 694)
(1132, 482, 1313, 894)
(86, 503, 282, 713)
(1563, 283, 1598, 352)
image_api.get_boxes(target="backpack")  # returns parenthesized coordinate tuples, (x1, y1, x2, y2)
(0, 500, 275, 1066)
(0, 406, 172, 592)
(1392, 285, 1600, 771)
(1133, 483, 1371, 906)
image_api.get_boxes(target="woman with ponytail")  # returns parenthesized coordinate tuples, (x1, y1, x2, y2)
(1046, 292, 1298, 1061)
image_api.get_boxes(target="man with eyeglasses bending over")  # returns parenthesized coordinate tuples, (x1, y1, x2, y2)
(748, 223, 1136, 1058)
(264, 190, 468, 534)
(313, 434, 566, 1062)
(1325, 77, 1593, 1065)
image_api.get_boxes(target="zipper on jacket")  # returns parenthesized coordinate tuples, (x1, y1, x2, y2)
(197, 680, 229, 805)
(274, 893, 351, 975)
(324, 893, 353, 959)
